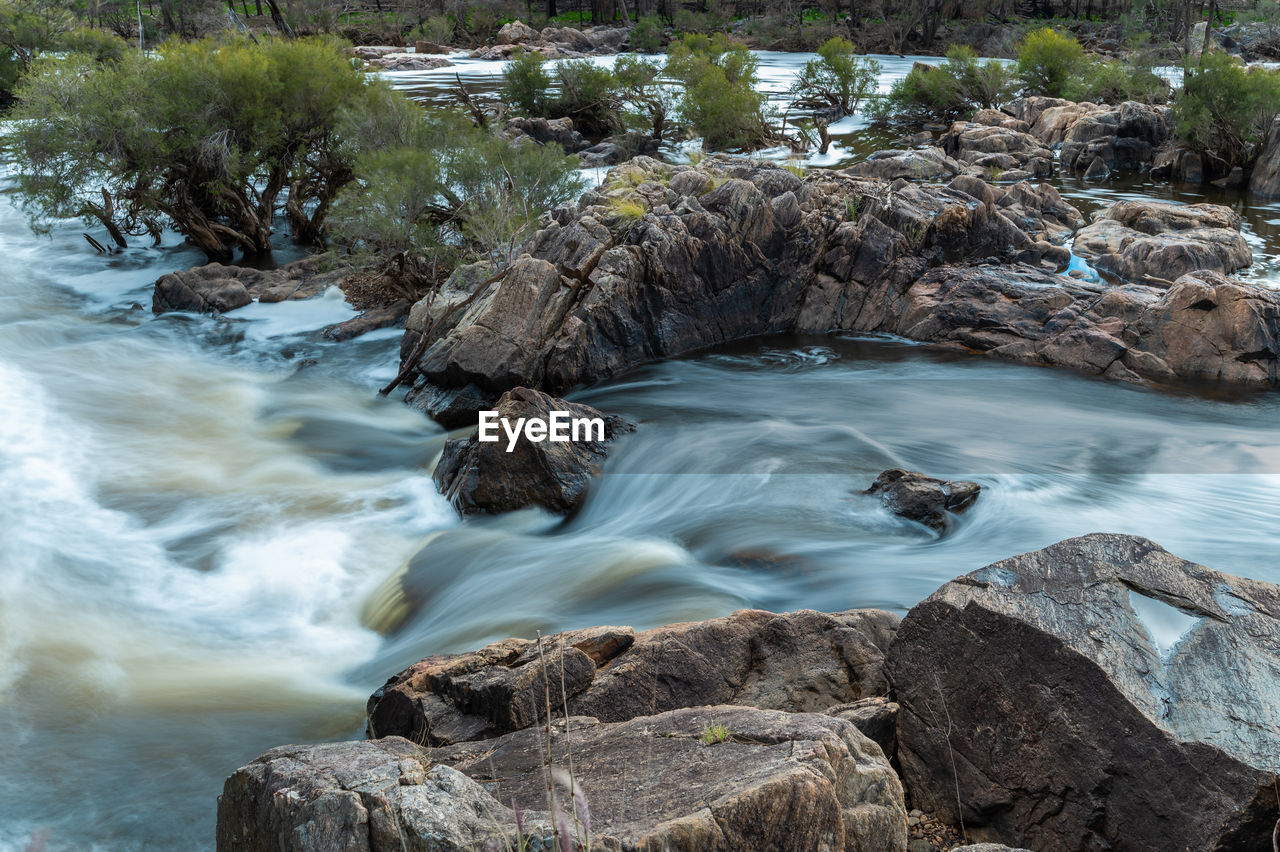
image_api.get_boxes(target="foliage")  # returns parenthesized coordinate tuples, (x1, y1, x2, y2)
(1066, 56, 1168, 105)
(410, 14, 456, 45)
(1172, 50, 1280, 172)
(0, 0, 71, 101)
(613, 54, 674, 140)
(944, 45, 1018, 110)
(666, 33, 772, 150)
(555, 58, 620, 136)
(700, 724, 731, 745)
(9, 37, 378, 260)
(790, 36, 881, 116)
(879, 46, 1015, 124)
(502, 47, 554, 116)
(1016, 27, 1085, 98)
(630, 14, 664, 53)
(330, 105, 585, 268)
(605, 195, 646, 224)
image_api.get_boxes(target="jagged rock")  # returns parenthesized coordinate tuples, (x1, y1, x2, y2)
(843, 147, 961, 181)
(1250, 117, 1280, 196)
(1014, 96, 1107, 146)
(975, 178, 1084, 244)
(1072, 200, 1251, 284)
(888, 533, 1280, 851)
(222, 708, 908, 851)
(501, 115, 589, 152)
(367, 607, 899, 746)
(321, 301, 409, 342)
(152, 254, 349, 315)
(432, 387, 631, 515)
(863, 469, 981, 531)
(439, 706, 908, 852)
(951, 846, 1034, 852)
(495, 19, 538, 44)
(941, 122, 1053, 178)
(347, 45, 398, 60)
(540, 25, 595, 51)
(968, 109, 1030, 132)
(1058, 101, 1173, 174)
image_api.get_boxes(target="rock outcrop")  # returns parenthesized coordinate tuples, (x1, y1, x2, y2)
(941, 122, 1054, 181)
(472, 22, 631, 59)
(220, 708, 908, 852)
(432, 386, 631, 514)
(1012, 97, 1173, 176)
(398, 157, 1092, 423)
(502, 115, 590, 153)
(1072, 199, 1252, 285)
(367, 607, 899, 746)
(888, 533, 1280, 851)
(843, 148, 961, 181)
(152, 254, 350, 315)
(863, 469, 981, 531)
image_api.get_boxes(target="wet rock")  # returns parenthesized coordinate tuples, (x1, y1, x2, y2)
(152, 254, 349, 315)
(843, 147, 961, 181)
(367, 53, 452, 72)
(863, 469, 981, 530)
(888, 533, 1280, 851)
(432, 386, 631, 515)
(321, 301, 409, 342)
(1250, 118, 1280, 197)
(439, 705, 908, 852)
(501, 115, 589, 153)
(1083, 155, 1108, 179)
(1059, 101, 1173, 174)
(1073, 199, 1251, 284)
(367, 607, 899, 746)
(540, 25, 594, 52)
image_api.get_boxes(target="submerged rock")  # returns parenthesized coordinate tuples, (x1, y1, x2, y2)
(888, 533, 1280, 851)
(220, 707, 907, 852)
(431, 386, 631, 515)
(367, 607, 899, 746)
(1072, 199, 1251, 285)
(152, 254, 350, 315)
(863, 469, 981, 531)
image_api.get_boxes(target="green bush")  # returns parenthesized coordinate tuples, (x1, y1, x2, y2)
(790, 36, 881, 116)
(9, 37, 380, 259)
(58, 26, 128, 64)
(502, 48, 554, 116)
(556, 58, 620, 136)
(1173, 50, 1280, 172)
(410, 14, 455, 45)
(0, 0, 71, 101)
(666, 33, 772, 150)
(331, 108, 585, 267)
(879, 46, 1015, 123)
(945, 46, 1018, 110)
(1066, 57, 1168, 105)
(630, 14, 664, 53)
(1016, 27, 1085, 98)
(614, 54, 675, 140)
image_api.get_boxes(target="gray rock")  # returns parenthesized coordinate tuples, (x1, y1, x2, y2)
(368, 608, 899, 746)
(888, 533, 1280, 852)
(826, 696, 899, 759)
(863, 469, 981, 531)
(152, 254, 350, 315)
(844, 147, 961, 181)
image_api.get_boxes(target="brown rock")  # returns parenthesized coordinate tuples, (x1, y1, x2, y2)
(152, 254, 349, 315)
(863, 469, 981, 531)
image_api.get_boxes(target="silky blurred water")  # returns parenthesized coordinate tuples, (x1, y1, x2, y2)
(1, 53, 1279, 851)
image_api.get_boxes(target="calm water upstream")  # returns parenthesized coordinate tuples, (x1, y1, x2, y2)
(3, 53, 1280, 851)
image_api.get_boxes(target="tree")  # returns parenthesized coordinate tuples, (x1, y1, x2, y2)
(789, 36, 880, 117)
(0, 0, 71, 102)
(614, 53, 675, 140)
(1173, 51, 1280, 174)
(666, 32, 773, 150)
(1016, 27, 1085, 98)
(9, 37, 375, 260)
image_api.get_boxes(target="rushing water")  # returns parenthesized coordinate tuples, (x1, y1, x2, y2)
(4, 53, 1280, 851)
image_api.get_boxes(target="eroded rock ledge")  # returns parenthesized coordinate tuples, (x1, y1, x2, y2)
(398, 155, 1275, 426)
(218, 534, 1280, 851)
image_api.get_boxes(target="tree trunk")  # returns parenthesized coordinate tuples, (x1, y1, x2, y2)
(263, 0, 295, 36)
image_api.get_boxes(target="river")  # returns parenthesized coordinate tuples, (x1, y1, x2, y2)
(2, 53, 1280, 851)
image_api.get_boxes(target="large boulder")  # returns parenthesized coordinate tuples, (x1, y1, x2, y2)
(843, 147, 961, 181)
(1250, 117, 1280, 197)
(1059, 101, 1173, 174)
(501, 115, 590, 153)
(367, 607, 899, 746)
(432, 387, 631, 515)
(495, 19, 538, 44)
(152, 254, 350, 315)
(888, 533, 1280, 851)
(1014, 96, 1108, 146)
(1072, 199, 1251, 285)
(540, 25, 595, 51)
(220, 707, 908, 852)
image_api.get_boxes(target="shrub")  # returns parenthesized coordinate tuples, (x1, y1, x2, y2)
(945, 45, 1019, 110)
(9, 37, 381, 260)
(879, 47, 1014, 124)
(1067, 57, 1168, 105)
(613, 54, 675, 140)
(555, 58, 620, 136)
(410, 14, 455, 45)
(332, 108, 585, 269)
(1016, 27, 1085, 98)
(1173, 50, 1280, 172)
(630, 14, 664, 53)
(0, 0, 71, 101)
(666, 33, 772, 150)
(790, 36, 881, 116)
(502, 48, 554, 116)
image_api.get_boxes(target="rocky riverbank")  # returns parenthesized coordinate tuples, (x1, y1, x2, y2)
(215, 533, 1280, 850)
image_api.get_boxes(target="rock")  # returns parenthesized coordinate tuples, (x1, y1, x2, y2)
(941, 122, 1054, 178)
(1213, 165, 1246, 189)
(1014, 96, 1107, 146)
(413, 40, 449, 54)
(1059, 101, 1173, 174)
(951, 846, 1034, 852)
(844, 147, 961, 181)
(827, 696, 899, 760)
(495, 19, 538, 44)
(584, 25, 629, 53)
(501, 115, 589, 153)
(1072, 199, 1251, 284)
(1083, 155, 1108, 180)
(369, 53, 452, 72)
(984, 180, 1084, 243)
(863, 469, 981, 530)
(152, 254, 349, 315)
(438, 705, 908, 852)
(431, 386, 631, 515)
(1250, 118, 1280, 196)
(367, 607, 899, 746)
(347, 45, 398, 60)
(216, 739, 537, 852)
(321, 301, 409, 342)
(540, 25, 595, 51)
(888, 533, 1280, 851)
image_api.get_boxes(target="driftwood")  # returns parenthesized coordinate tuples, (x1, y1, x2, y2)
(100, 188, 128, 249)
(455, 74, 488, 128)
(83, 233, 109, 253)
